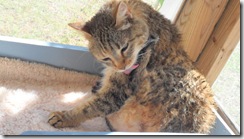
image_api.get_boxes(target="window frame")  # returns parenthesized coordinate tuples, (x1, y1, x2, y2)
(0, 35, 236, 135)
(170, 0, 240, 135)
(0, 0, 240, 135)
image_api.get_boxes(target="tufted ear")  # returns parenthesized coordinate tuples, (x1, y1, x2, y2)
(115, 1, 133, 30)
(68, 22, 92, 39)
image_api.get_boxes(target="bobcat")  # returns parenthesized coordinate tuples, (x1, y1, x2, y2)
(48, 0, 216, 134)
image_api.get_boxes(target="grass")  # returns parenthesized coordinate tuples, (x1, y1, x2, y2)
(0, 0, 158, 47)
(0, 0, 114, 46)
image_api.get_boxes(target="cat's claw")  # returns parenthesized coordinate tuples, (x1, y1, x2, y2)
(48, 111, 66, 128)
(48, 111, 78, 128)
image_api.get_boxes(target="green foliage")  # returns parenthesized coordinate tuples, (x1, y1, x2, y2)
(157, 0, 164, 10)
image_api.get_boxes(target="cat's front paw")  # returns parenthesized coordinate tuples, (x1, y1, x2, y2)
(48, 111, 78, 128)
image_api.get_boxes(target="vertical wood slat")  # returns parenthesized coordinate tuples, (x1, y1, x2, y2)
(195, 0, 240, 85)
(175, 0, 228, 62)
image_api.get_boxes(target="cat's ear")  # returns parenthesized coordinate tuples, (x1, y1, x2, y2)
(115, 2, 133, 30)
(68, 22, 92, 39)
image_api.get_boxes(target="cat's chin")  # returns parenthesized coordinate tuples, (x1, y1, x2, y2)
(116, 70, 127, 73)
(114, 64, 140, 75)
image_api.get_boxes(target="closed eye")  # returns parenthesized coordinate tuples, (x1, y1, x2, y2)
(121, 43, 129, 53)
(102, 57, 111, 62)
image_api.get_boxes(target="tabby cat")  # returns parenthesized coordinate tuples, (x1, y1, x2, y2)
(48, 0, 216, 134)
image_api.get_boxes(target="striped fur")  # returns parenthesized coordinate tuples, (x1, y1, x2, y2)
(48, 0, 216, 134)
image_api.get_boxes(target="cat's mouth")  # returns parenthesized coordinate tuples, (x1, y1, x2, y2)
(123, 64, 140, 75)
(123, 35, 158, 75)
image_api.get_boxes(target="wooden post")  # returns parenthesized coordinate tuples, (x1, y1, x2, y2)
(175, 0, 228, 62)
(195, 0, 240, 85)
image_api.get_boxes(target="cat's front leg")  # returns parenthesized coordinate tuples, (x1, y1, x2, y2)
(48, 80, 129, 128)
(48, 111, 80, 128)
(48, 96, 99, 128)
(91, 80, 102, 94)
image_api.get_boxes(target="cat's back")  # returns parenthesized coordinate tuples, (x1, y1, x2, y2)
(141, 43, 217, 133)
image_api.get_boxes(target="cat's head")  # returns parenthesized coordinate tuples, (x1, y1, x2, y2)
(69, 1, 155, 73)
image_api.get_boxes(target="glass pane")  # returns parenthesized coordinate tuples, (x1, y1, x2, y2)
(212, 42, 240, 131)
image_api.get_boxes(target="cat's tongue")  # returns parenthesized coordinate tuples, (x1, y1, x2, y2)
(123, 64, 139, 75)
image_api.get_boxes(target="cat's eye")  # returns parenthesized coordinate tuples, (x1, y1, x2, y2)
(102, 57, 111, 62)
(121, 43, 129, 53)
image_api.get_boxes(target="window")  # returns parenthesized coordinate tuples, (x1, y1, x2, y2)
(0, 0, 164, 47)
(212, 42, 240, 132)
(0, 0, 108, 47)
(0, 0, 240, 135)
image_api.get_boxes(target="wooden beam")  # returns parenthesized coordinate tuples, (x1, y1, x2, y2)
(195, 0, 240, 85)
(175, 0, 228, 61)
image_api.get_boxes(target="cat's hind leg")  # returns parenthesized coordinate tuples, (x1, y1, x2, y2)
(105, 97, 141, 131)
(105, 96, 163, 132)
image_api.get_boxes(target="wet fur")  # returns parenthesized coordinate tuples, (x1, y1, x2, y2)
(48, 0, 216, 134)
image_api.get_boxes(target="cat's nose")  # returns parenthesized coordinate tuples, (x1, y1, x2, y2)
(116, 63, 126, 70)
(117, 64, 126, 70)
